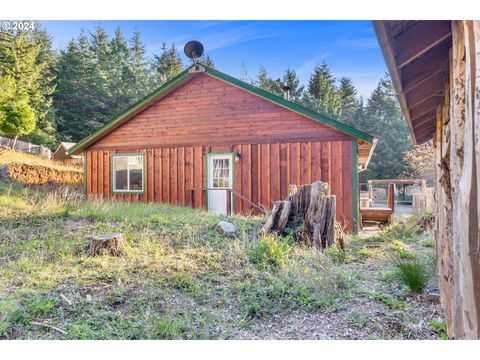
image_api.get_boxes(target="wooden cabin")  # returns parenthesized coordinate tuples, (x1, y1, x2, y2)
(374, 20, 480, 339)
(69, 64, 375, 232)
(53, 142, 83, 164)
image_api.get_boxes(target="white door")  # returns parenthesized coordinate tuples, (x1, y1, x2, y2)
(207, 154, 233, 215)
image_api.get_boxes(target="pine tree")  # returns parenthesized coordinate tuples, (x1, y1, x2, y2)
(127, 31, 152, 101)
(307, 62, 341, 117)
(255, 65, 282, 96)
(152, 43, 184, 84)
(54, 34, 104, 141)
(109, 27, 131, 111)
(360, 76, 413, 181)
(282, 67, 304, 102)
(337, 77, 358, 126)
(201, 55, 214, 68)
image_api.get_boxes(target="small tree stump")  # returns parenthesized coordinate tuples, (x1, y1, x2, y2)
(89, 232, 126, 256)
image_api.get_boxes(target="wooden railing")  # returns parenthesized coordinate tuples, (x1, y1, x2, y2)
(189, 188, 265, 215)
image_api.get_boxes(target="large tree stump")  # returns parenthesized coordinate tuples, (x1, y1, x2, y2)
(261, 181, 338, 250)
(89, 233, 126, 256)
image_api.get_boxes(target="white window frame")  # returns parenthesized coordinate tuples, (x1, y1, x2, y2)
(111, 153, 145, 194)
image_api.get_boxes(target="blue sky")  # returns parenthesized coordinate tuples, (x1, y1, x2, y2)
(39, 20, 387, 98)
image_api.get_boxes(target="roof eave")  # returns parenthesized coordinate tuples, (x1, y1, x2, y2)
(70, 63, 374, 155)
(373, 20, 418, 145)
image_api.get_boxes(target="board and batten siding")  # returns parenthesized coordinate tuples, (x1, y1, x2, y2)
(84, 72, 356, 231)
(85, 140, 354, 231)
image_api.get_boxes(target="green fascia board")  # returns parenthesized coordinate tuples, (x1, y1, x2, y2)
(203, 66, 374, 144)
(70, 63, 373, 155)
(68, 69, 192, 155)
(351, 139, 359, 233)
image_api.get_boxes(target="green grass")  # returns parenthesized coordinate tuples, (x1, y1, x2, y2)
(0, 148, 81, 172)
(396, 261, 430, 293)
(0, 182, 363, 339)
(0, 179, 440, 339)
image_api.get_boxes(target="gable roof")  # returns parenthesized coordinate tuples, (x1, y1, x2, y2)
(53, 141, 81, 158)
(69, 64, 374, 161)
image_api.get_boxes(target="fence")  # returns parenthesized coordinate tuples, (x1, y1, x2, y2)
(0, 136, 52, 159)
(412, 187, 435, 215)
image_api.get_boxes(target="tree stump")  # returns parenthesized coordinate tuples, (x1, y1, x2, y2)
(261, 181, 338, 250)
(89, 232, 126, 256)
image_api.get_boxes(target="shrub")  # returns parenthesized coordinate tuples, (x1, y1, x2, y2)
(396, 261, 430, 293)
(250, 233, 291, 269)
(383, 222, 420, 242)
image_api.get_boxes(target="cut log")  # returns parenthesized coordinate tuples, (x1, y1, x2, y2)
(277, 200, 292, 232)
(89, 232, 126, 256)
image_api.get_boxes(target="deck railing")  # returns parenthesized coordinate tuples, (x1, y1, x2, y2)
(189, 187, 265, 215)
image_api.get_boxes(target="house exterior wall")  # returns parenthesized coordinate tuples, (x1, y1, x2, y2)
(84, 73, 357, 232)
(85, 140, 354, 231)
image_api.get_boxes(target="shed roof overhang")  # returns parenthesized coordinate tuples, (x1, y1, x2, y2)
(373, 20, 452, 145)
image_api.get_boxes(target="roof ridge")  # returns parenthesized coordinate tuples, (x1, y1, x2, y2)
(70, 63, 373, 155)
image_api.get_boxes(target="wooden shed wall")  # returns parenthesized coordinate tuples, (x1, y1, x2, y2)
(85, 139, 354, 232)
(89, 74, 351, 150)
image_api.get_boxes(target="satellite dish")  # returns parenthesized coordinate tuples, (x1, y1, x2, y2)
(184, 41, 204, 64)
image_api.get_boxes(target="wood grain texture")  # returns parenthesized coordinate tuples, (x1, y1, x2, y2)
(83, 70, 358, 231)
(90, 74, 350, 150)
(85, 139, 354, 232)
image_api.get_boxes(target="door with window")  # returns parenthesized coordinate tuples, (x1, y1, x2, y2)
(207, 153, 233, 215)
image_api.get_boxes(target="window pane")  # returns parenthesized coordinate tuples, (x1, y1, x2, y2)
(114, 157, 128, 190)
(129, 156, 143, 191)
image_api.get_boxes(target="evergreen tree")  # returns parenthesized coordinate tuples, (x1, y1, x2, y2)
(54, 34, 105, 141)
(337, 77, 357, 125)
(255, 65, 282, 96)
(360, 76, 413, 181)
(307, 62, 341, 117)
(127, 31, 152, 101)
(152, 43, 184, 84)
(0, 26, 56, 147)
(109, 27, 131, 111)
(282, 67, 304, 102)
(201, 55, 215, 68)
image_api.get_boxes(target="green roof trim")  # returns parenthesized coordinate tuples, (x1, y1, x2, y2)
(203, 66, 374, 143)
(70, 63, 373, 155)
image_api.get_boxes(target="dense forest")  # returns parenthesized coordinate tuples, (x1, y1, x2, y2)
(0, 23, 414, 180)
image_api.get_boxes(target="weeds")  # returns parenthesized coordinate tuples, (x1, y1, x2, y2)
(427, 318, 447, 339)
(0, 177, 440, 339)
(250, 233, 291, 269)
(396, 261, 430, 293)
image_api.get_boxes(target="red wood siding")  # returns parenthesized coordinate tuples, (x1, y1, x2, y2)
(90, 74, 350, 150)
(84, 72, 356, 231)
(85, 140, 354, 232)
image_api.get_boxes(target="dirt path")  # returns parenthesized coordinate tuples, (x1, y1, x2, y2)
(231, 228, 444, 340)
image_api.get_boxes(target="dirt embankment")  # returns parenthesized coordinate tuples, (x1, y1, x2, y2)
(1, 163, 82, 185)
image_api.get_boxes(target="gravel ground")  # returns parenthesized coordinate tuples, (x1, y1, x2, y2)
(229, 229, 444, 340)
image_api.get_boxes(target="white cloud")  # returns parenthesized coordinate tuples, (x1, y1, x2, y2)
(295, 52, 331, 77)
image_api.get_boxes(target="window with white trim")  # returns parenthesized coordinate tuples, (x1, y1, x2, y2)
(112, 154, 144, 192)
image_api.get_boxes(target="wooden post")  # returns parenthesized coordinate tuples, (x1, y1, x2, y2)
(226, 189, 231, 216)
(387, 183, 395, 212)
